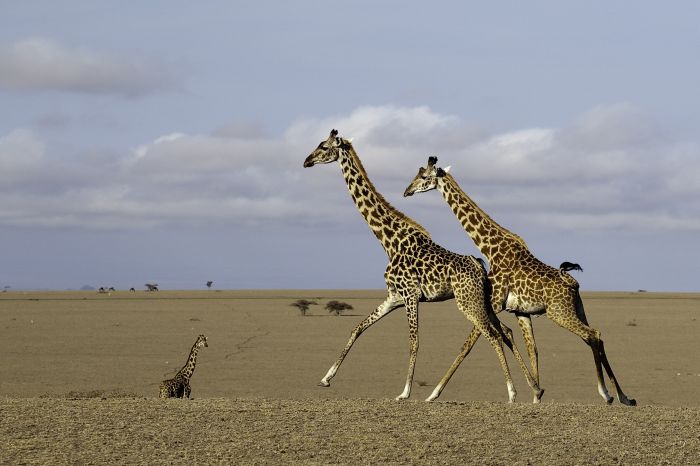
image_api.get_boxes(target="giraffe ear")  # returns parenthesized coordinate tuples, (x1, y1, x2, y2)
(436, 168, 446, 177)
(443, 165, 451, 173)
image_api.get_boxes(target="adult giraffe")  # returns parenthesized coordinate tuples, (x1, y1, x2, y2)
(304, 130, 542, 402)
(403, 156, 636, 405)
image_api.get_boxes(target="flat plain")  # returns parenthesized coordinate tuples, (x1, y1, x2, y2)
(1, 290, 699, 464)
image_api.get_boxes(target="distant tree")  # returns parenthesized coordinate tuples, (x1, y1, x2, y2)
(290, 299, 318, 316)
(2, 285, 10, 293)
(145, 283, 159, 292)
(206, 281, 214, 289)
(325, 300, 353, 316)
(129, 287, 136, 292)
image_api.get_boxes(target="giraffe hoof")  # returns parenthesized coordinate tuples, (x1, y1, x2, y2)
(318, 380, 330, 387)
(534, 388, 544, 403)
(621, 397, 637, 407)
(605, 396, 614, 405)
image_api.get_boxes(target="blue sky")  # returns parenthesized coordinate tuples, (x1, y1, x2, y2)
(1, 1, 699, 291)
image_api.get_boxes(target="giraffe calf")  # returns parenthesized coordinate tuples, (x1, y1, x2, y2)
(159, 334, 208, 399)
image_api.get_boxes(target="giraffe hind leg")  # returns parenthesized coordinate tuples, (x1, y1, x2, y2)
(549, 305, 617, 404)
(575, 295, 635, 405)
(453, 282, 536, 403)
(598, 339, 636, 406)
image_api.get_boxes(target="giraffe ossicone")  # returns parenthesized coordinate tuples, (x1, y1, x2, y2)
(304, 130, 542, 402)
(403, 156, 636, 406)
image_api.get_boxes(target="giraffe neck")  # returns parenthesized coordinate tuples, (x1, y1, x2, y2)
(339, 147, 429, 257)
(177, 345, 199, 380)
(438, 174, 527, 265)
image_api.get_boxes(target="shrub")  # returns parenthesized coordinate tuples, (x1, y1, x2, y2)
(290, 299, 318, 316)
(325, 300, 353, 316)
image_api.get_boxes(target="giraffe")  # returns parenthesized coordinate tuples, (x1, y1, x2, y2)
(403, 156, 636, 405)
(159, 334, 208, 399)
(303, 130, 543, 402)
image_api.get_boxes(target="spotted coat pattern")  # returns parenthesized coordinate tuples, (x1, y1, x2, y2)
(159, 334, 208, 399)
(303, 131, 541, 402)
(403, 157, 636, 405)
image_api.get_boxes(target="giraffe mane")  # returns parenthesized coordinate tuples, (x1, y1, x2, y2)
(344, 142, 431, 239)
(443, 173, 527, 248)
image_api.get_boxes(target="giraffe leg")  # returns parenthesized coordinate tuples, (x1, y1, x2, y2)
(516, 314, 542, 403)
(184, 384, 191, 399)
(548, 306, 615, 404)
(482, 278, 524, 401)
(450, 280, 539, 403)
(497, 319, 544, 403)
(426, 326, 481, 401)
(158, 382, 169, 399)
(319, 293, 403, 387)
(479, 320, 518, 403)
(396, 293, 420, 400)
(598, 340, 636, 406)
(575, 295, 636, 406)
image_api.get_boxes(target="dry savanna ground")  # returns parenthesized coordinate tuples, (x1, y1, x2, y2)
(1, 290, 699, 464)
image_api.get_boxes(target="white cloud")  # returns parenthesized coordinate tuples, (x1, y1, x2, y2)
(0, 37, 176, 97)
(0, 129, 45, 181)
(0, 104, 697, 233)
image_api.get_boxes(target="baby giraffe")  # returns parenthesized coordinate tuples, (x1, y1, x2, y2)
(159, 334, 208, 399)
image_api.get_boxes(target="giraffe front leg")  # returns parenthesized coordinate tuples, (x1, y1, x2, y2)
(396, 294, 419, 400)
(515, 314, 543, 403)
(497, 319, 543, 403)
(320, 294, 403, 387)
(426, 325, 481, 401)
(184, 384, 191, 399)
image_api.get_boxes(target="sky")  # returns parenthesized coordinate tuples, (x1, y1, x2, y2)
(1, 1, 699, 291)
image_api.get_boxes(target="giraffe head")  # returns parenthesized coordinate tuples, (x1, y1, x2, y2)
(403, 156, 450, 197)
(303, 129, 353, 167)
(195, 334, 208, 348)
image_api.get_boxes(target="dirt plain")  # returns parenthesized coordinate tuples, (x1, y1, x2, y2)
(1, 289, 699, 464)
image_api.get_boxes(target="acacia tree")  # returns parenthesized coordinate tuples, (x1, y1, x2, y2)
(325, 300, 353, 316)
(290, 299, 318, 316)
